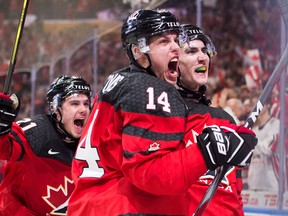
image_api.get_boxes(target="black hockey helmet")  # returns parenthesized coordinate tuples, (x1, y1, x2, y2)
(46, 75, 92, 114)
(121, 9, 180, 62)
(179, 24, 217, 57)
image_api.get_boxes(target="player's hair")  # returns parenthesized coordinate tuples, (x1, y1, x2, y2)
(179, 24, 217, 57)
(46, 75, 92, 114)
(121, 9, 180, 63)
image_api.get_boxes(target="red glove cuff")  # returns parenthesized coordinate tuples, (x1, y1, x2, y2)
(220, 124, 256, 136)
(0, 93, 11, 101)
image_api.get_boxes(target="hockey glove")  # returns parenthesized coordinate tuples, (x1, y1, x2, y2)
(0, 93, 20, 135)
(197, 125, 230, 170)
(222, 125, 258, 167)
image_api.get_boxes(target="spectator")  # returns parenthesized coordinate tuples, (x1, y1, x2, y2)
(248, 102, 280, 192)
(223, 98, 245, 125)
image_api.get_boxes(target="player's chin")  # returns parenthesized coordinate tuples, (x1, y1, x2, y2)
(165, 71, 178, 85)
(165, 77, 177, 85)
(72, 133, 82, 139)
(71, 128, 83, 139)
(193, 74, 208, 85)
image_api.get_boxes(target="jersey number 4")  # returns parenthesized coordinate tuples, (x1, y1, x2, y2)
(75, 109, 105, 178)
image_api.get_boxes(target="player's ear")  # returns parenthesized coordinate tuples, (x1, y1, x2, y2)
(54, 108, 62, 122)
(131, 44, 142, 60)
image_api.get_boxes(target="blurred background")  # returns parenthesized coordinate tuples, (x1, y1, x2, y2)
(0, 0, 287, 215)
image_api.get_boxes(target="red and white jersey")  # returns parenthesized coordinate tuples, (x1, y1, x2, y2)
(0, 115, 75, 216)
(183, 102, 244, 216)
(68, 66, 208, 216)
(248, 116, 280, 191)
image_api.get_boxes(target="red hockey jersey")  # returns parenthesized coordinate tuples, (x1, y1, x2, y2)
(0, 115, 75, 216)
(68, 66, 208, 216)
(183, 102, 244, 216)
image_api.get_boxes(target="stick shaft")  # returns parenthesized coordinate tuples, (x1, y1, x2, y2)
(193, 1, 288, 214)
(3, 0, 30, 95)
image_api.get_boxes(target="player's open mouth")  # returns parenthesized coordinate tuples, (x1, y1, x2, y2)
(195, 66, 206, 73)
(74, 119, 84, 129)
(168, 58, 178, 76)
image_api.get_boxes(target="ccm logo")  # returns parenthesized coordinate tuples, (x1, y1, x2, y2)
(210, 125, 227, 155)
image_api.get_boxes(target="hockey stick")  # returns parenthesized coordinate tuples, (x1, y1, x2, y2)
(193, 0, 288, 215)
(3, 0, 30, 95)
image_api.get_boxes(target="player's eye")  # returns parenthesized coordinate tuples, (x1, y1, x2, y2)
(174, 37, 179, 44)
(84, 101, 90, 107)
(160, 38, 168, 44)
(70, 101, 80, 106)
(201, 47, 208, 54)
(186, 47, 198, 54)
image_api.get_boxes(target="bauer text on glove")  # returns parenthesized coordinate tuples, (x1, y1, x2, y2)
(197, 125, 230, 170)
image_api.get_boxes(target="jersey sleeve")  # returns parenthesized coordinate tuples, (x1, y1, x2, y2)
(236, 167, 244, 204)
(0, 122, 27, 161)
(0, 160, 36, 216)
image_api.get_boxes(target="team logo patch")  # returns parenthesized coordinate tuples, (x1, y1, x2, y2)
(42, 176, 74, 215)
(148, 142, 160, 151)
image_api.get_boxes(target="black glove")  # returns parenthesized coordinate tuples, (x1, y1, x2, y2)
(223, 125, 258, 167)
(0, 93, 20, 135)
(197, 124, 258, 170)
(197, 125, 230, 170)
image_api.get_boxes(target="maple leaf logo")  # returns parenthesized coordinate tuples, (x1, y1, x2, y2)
(251, 54, 259, 61)
(42, 176, 74, 215)
(148, 142, 160, 151)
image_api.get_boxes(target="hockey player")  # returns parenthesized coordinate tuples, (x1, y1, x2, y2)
(0, 75, 92, 215)
(177, 24, 256, 215)
(68, 10, 257, 215)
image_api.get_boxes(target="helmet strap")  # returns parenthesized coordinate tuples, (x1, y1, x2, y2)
(178, 83, 211, 106)
(144, 53, 155, 77)
(130, 45, 156, 77)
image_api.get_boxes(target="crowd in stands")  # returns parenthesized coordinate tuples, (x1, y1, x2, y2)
(0, 0, 286, 194)
(0, 0, 281, 95)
